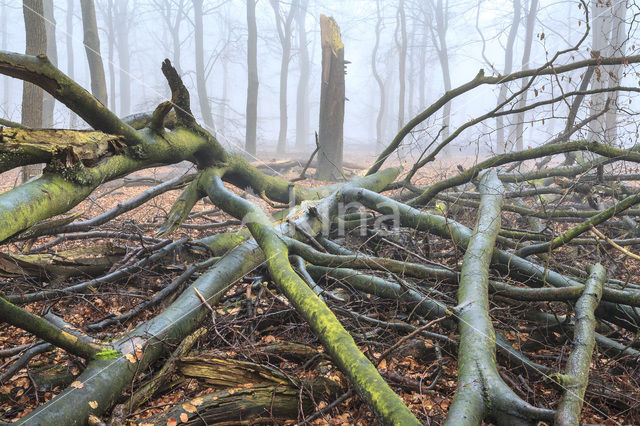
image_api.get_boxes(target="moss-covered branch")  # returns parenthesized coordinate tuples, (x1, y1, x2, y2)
(444, 170, 554, 424)
(0, 296, 104, 359)
(16, 168, 399, 425)
(367, 53, 640, 175)
(204, 173, 421, 425)
(515, 191, 640, 258)
(409, 140, 640, 206)
(554, 264, 606, 426)
(0, 51, 144, 145)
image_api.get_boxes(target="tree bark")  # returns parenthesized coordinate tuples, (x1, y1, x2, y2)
(66, 0, 78, 128)
(194, 0, 215, 133)
(430, 0, 452, 144)
(603, 1, 627, 144)
(103, 0, 117, 113)
(21, 0, 47, 182)
(514, 0, 538, 151)
(496, 0, 521, 154)
(42, 0, 57, 128)
(270, 0, 298, 155)
(1, 3, 8, 113)
(396, 0, 407, 132)
(444, 170, 552, 424)
(295, 0, 310, 149)
(21, 0, 46, 130)
(80, 0, 108, 105)
(246, 0, 258, 155)
(372, 0, 386, 154)
(555, 264, 606, 426)
(317, 15, 345, 181)
(116, 0, 131, 116)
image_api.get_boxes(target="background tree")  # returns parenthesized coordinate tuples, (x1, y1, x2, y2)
(21, 0, 46, 181)
(428, 0, 452, 143)
(194, 0, 215, 133)
(21, 0, 46, 130)
(495, 0, 521, 153)
(66, 0, 78, 127)
(270, 0, 298, 154)
(371, 0, 386, 154)
(396, 0, 407, 131)
(295, 0, 310, 149)
(1, 2, 8, 114)
(115, 0, 131, 116)
(42, 0, 56, 128)
(154, 0, 187, 74)
(514, 0, 539, 151)
(603, 1, 628, 144)
(80, 0, 108, 105)
(245, 0, 258, 156)
(98, 0, 117, 112)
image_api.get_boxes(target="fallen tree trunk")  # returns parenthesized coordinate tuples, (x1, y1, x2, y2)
(554, 264, 606, 426)
(443, 170, 553, 425)
(16, 168, 399, 425)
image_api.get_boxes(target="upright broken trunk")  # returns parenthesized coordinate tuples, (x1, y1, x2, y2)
(317, 15, 344, 181)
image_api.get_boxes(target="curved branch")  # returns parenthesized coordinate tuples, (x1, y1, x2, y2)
(204, 173, 420, 425)
(554, 264, 606, 426)
(0, 51, 144, 145)
(367, 53, 640, 175)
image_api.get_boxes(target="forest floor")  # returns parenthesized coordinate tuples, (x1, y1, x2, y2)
(0, 151, 638, 425)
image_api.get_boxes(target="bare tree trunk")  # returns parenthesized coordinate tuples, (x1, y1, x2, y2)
(407, 20, 416, 119)
(219, 59, 228, 135)
(317, 15, 344, 181)
(116, 0, 131, 117)
(1, 3, 8, 114)
(246, 0, 258, 156)
(495, 0, 521, 154)
(295, 0, 310, 149)
(270, 0, 298, 155)
(21, 0, 47, 181)
(396, 0, 407, 132)
(103, 0, 117, 114)
(42, 0, 57, 128)
(514, 0, 538, 151)
(372, 0, 386, 154)
(21, 0, 46, 129)
(429, 0, 452, 143)
(66, 0, 78, 128)
(588, 0, 613, 144)
(193, 0, 215, 133)
(419, 25, 427, 111)
(80, 0, 108, 105)
(604, 1, 627, 144)
(157, 0, 185, 74)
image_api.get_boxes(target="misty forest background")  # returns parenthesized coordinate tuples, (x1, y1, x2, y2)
(2, 0, 633, 164)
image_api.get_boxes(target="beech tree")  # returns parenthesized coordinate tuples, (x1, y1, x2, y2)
(269, 0, 298, 154)
(80, 0, 108, 105)
(245, 0, 258, 155)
